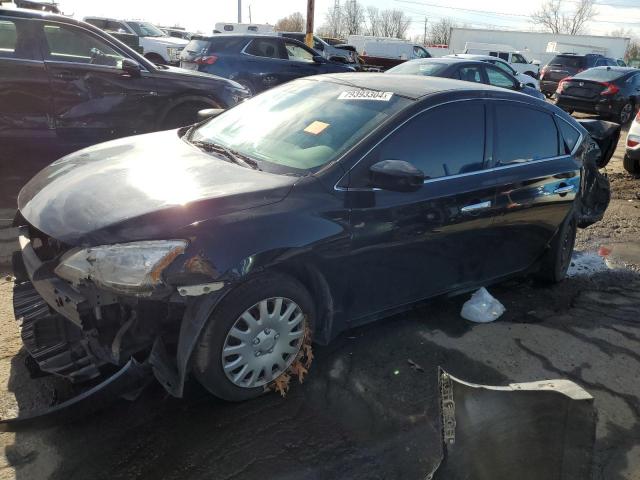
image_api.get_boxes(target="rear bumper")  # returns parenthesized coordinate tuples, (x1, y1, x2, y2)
(555, 96, 619, 116)
(540, 80, 558, 94)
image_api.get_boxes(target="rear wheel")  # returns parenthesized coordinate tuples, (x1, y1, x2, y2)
(617, 102, 634, 125)
(623, 154, 640, 175)
(536, 212, 577, 284)
(193, 273, 314, 402)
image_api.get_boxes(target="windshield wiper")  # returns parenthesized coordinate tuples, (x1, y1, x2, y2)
(190, 140, 260, 170)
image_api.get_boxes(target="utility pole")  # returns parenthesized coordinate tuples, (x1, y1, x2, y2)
(248, 4, 252, 23)
(305, 0, 315, 48)
(423, 16, 428, 46)
(237, 0, 241, 23)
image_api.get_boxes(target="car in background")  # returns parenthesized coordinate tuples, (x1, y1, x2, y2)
(386, 58, 546, 100)
(0, 8, 250, 154)
(554, 67, 640, 124)
(13, 73, 614, 404)
(347, 35, 431, 70)
(540, 53, 618, 97)
(83, 16, 188, 65)
(463, 42, 540, 78)
(179, 34, 354, 94)
(447, 53, 540, 89)
(624, 111, 640, 174)
(276, 32, 357, 65)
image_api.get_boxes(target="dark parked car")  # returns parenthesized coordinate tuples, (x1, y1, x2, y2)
(540, 53, 618, 97)
(555, 67, 640, 124)
(0, 8, 250, 154)
(13, 74, 615, 408)
(179, 34, 354, 94)
(386, 58, 546, 100)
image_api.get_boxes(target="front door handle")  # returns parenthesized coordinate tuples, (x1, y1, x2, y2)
(461, 201, 491, 213)
(553, 185, 575, 195)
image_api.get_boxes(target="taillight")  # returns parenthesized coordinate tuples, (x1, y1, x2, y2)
(195, 55, 218, 65)
(556, 77, 571, 94)
(628, 138, 640, 148)
(599, 82, 620, 96)
(540, 66, 549, 80)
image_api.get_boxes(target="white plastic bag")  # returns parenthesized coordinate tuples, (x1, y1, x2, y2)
(460, 287, 505, 323)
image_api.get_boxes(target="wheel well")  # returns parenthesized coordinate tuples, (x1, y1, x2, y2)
(269, 263, 334, 345)
(158, 95, 221, 129)
(524, 71, 536, 77)
(144, 52, 166, 63)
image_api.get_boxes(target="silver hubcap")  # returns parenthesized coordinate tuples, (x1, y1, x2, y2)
(222, 297, 305, 388)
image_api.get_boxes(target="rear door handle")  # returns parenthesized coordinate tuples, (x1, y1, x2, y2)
(553, 185, 575, 195)
(461, 201, 491, 213)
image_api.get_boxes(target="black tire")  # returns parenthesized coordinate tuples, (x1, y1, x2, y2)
(623, 154, 640, 175)
(617, 102, 634, 125)
(536, 212, 577, 284)
(162, 102, 211, 129)
(144, 53, 166, 65)
(193, 272, 315, 402)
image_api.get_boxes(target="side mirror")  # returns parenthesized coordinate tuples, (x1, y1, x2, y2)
(121, 58, 141, 77)
(370, 160, 424, 192)
(197, 108, 225, 121)
(313, 55, 327, 64)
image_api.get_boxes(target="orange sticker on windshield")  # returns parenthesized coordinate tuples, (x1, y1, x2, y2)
(304, 121, 330, 135)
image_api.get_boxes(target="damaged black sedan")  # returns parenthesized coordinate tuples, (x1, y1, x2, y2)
(12, 74, 616, 406)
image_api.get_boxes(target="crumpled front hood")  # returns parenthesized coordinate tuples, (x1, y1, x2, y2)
(18, 130, 295, 245)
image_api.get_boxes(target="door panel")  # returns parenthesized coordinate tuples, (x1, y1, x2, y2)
(41, 21, 158, 146)
(0, 17, 53, 143)
(487, 102, 579, 278)
(345, 100, 501, 321)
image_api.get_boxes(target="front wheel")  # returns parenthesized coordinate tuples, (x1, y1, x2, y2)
(193, 273, 314, 402)
(536, 212, 577, 284)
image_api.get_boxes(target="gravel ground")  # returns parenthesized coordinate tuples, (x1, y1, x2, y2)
(0, 124, 638, 480)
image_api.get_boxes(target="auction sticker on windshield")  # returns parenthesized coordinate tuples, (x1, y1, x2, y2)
(338, 91, 394, 101)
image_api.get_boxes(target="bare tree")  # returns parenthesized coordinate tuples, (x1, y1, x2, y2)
(530, 0, 597, 35)
(429, 18, 456, 45)
(389, 9, 411, 39)
(321, 1, 343, 38)
(611, 29, 639, 61)
(275, 12, 305, 32)
(342, 0, 366, 35)
(366, 6, 381, 36)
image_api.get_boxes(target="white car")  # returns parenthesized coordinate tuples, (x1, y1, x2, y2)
(84, 17, 188, 65)
(624, 111, 640, 174)
(448, 54, 540, 90)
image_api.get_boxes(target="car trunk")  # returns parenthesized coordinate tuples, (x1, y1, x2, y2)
(561, 79, 608, 99)
(179, 38, 212, 70)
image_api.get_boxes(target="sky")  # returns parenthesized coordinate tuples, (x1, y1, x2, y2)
(57, 0, 640, 38)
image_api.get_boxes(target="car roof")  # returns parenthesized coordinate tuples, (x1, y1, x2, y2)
(449, 53, 505, 61)
(311, 72, 522, 100)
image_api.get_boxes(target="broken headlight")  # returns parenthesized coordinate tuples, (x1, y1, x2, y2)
(54, 240, 187, 296)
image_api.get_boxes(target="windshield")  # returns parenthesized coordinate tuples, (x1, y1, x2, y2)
(191, 80, 410, 172)
(387, 60, 448, 76)
(128, 22, 166, 37)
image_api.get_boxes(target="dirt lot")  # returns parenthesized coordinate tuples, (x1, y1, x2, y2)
(0, 126, 639, 479)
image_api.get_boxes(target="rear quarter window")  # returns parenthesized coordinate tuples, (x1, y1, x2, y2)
(557, 118, 582, 154)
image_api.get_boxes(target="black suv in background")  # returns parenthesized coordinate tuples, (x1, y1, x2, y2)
(540, 53, 618, 96)
(0, 8, 250, 155)
(555, 67, 640, 124)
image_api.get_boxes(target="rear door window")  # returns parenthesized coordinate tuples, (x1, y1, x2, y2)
(494, 104, 559, 165)
(245, 38, 285, 59)
(367, 101, 486, 180)
(457, 66, 483, 83)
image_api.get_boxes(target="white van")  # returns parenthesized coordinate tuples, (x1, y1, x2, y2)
(464, 42, 540, 78)
(214, 23, 274, 34)
(347, 35, 430, 69)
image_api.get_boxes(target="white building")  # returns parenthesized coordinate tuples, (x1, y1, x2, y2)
(448, 28, 630, 65)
